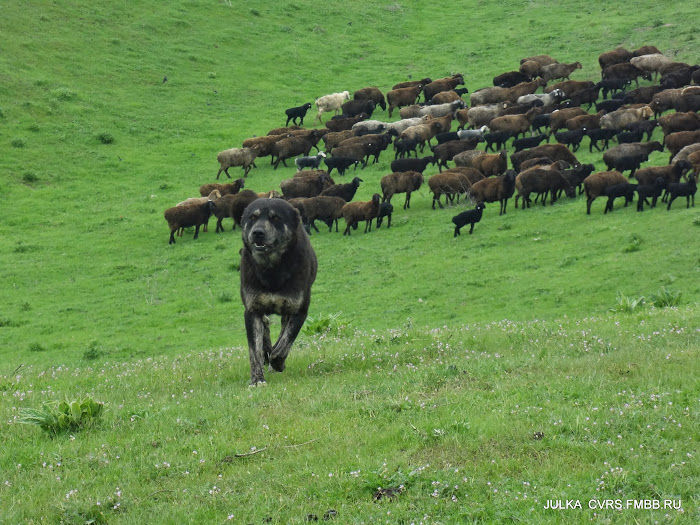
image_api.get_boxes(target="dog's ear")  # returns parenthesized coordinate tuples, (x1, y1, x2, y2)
(291, 206, 302, 228)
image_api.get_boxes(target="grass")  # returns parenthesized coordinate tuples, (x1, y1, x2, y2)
(0, 0, 699, 522)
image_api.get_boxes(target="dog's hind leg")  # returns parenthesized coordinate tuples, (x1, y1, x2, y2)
(269, 312, 307, 372)
(245, 311, 270, 386)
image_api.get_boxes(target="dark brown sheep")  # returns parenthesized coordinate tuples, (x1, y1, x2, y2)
(511, 144, 579, 172)
(386, 85, 423, 118)
(665, 131, 700, 163)
(164, 200, 216, 244)
(353, 87, 387, 111)
(519, 60, 544, 79)
(400, 121, 444, 153)
(658, 112, 700, 138)
(603, 141, 664, 175)
(323, 130, 357, 151)
(598, 47, 633, 70)
(431, 138, 480, 172)
(520, 54, 559, 67)
(342, 193, 381, 235)
(488, 108, 539, 139)
(424, 74, 465, 102)
(468, 170, 517, 215)
(380, 171, 425, 209)
(515, 165, 576, 208)
(428, 171, 473, 209)
(242, 135, 290, 165)
(548, 107, 588, 136)
(199, 178, 245, 197)
(565, 111, 606, 131)
(472, 150, 508, 177)
(583, 170, 628, 214)
(540, 61, 582, 83)
(324, 114, 368, 133)
(544, 80, 595, 97)
(280, 173, 333, 199)
(272, 136, 313, 169)
(392, 78, 432, 90)
(602, 63, 652, 87)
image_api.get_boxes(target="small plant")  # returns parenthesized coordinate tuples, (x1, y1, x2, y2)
(250, 8, 261, 16)
(97, 132, 114, 144)
(648, 287, 682, 308)
(207, 71, 216, 79)
(52, 87, 76, 101)
(22, 171, 38, 183)
(622, 234, 642, 253)
(27, 123, 40, 132)
(693, 216, 700, 226)
(11, 138, 25, 148)
(303, 313, 352, 336)
(218, 291, 233, 303)
(28, 342, 48, 352)
(17, 396, 105, 436)
(610, 292, 645, 313)
(82, 341, 102, 360)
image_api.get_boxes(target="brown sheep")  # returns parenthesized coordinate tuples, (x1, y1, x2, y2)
(468, 170, 517, 215)
(544, 80, 595, 97)
(648, 88, 683, 117)
(565, 111, 606, 131)
(598, 47, 633, 70)
(323, 130, 357, 150)
(216, 146, 259, 179)
(472, 150, 508, 177)
(540, 61, 582, 83)
(548, 107, 588, 137)
(632, 45, 662, 57)
(272, 136, 313, 169)
(431, 138, 480, 172)
(280, 173, 333, 199)
(176, 189, 221, 234)
(687, 151, 700, 176)
(511, 144, 579, 172)
(504, 79, 547, 103)
(392, 78, 432, 90)
(488, 107, 540, 139)
(242, 135, 290, 165)
(431, 90, 463, 105)
(519, 60, 544, 79)
(380, 171, 425, 209)
(657, 112, 700, 138)
(520, 55, 559, 67)
(386, 85, 423, 118)
(453, 149, 486, 168)
(164, 200, 216, 244)
(462, 102, 512, 129)
(342, 193, 381, 235)
(602, 141, 664, 175)
(291, 195, 347, 234)
(600, 106, 654, 130)
(267, 125, 304, 136)
(199, 178, 245, 197)
(353, 87, 386, 111)
(428, 171, 473, 209)
(583, 170, 629, 214)
(424, 74, 465, 102)
(400, 121, 444, 153)
(330, 143, 371, 168)
(664, 130, 700, 163)
(672, 143, 700, 165)
(211, 193, 239, 233)
(602, 63, 652, 87)
(469, 86, 509, 107)
(515, 164, 576, 208)
(634, 161, 692, 189)
(324, 114, 368, 132)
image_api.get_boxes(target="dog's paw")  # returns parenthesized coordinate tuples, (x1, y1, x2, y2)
(249, 380, 267, 388)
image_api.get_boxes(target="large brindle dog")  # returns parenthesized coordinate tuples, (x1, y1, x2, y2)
(240, 199, 317, 385)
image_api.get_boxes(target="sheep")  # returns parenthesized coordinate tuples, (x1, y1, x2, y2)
(511, 144, 579, 172)
(324, 114, 368, 132)
(623, 119, 658, 142)
(487, 108, 539, 139)
(323, 130, 356, 151)
(484, 131, 513, 152)
(548, 107, 588, 137)
(521, 54, 558, 67)
(454, 126, 489, 142)
(416, 100, 465, 119)
(428, 171, 474, 209)
(351, 119, 386, 135)
(518, 157, 557, 173)
(519, 60, 544, 79)
(442, 167, 486, 188)
(353, 87, 387, 111)
(453, 150, 486, 168)
(493, 70, 531, 88)
(648, 88, 684, 116)
(540, 61, 582, 83)
(469, 86, 509, 107)
(400, 121, 443, 153)
(164, 200, 216, 244)
(583, 170, 628, 214)
(544, 80, 594, 97)
(633, 45, 662, 57)
(341, 99, 376, 118)
(452, 202, 485, 236)
(602, 63, 652, 88)
(603, 141, 664, 176)
(511, 134, 548, 152)
(462, 103, 509, 129)
(343, 133, 393, 165)
(515, 163, 576, 208)
(342, 193, 381, 235)
(383, 116, 429, 136)
(211, 192, 257, 233)
(280, 173, 333, 199)
(257, 190, 282, 199)
(689, 151, 700, 176)
(271, 136, 313, 169)
(392, 78, 432, 90)
(531, 113, 552, 135)
(629, 54, 672, 80)
(554, 129, 586, 152)
(430, 90, 464, 105)
(242, 134, 290, 164)
(423, 74, 465, 102)
(393, 137, 419, 159)
(660, 66, 700, 90)
(390, 155, 436, 174)
(672, 143, 700, 165)
(565, 112, 606, 132)
(598, 47, 633, 70)
(634, 161, 692, 195)
(560, 163, 596, 195)
(299, 195, 347, 233)
(666, 174, 697, 210)
(600, 106, 654, 130)
(199, 178, 245, 198)
(386, 86, 423, 118)
(468, 170, 517, 215)
(376, 202, 393, 229)
(320, 176, 362, 202)
(615, 129, 644, 145)
(602, 182, 637, 213)
(598, 78, 631, 100)
(517, 89, 566, 107)
(636, 177, 666, 211)
(472, 150, 508, 177)
(314, 90, 350, 124)
(431, 138, 481, 172)
(380, 171, 425, 209)
(174, 189, 221, 234)
(587, 128, 618, 152)
(284, 103, 313, 126)
(323, 156, 359, 176)
(658, 112, 700, 138)
(330, 143, 371, 169)
(665, 130, 700, 163)
(295, 152, 327, 171)
(215, 146, 258, 179)
(673, 87, 700, 113)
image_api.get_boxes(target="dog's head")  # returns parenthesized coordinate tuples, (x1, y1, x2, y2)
(241, 199, 301, 268)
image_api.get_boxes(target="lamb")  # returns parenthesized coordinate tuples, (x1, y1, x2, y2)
(472, 150, 508, 176)
(598, 47, 633, 70)
(353, 87, 387, 111)
(597, 79, 631, 100)
(342, 193, 381, 235)
(629, 54, 672, 80)
(540, 61, 582, 83)
(554, 129, 586, 152)
(666, 174, 696, 210)
(484, 131, 513, 152)
(199, 178, 245, 197)
(635, 177, 666, 211)
(400, 121, 444, 153)
(376, 202, 393, 229)
(512, 133, 548, 152)
(431, 138, 481, 172)
(452, 202, 486, 236)
(583, 170, 628, 214)
(600, 106, 654, 130)
(603, 182, 637, 213)
(468, 170, 517, 215)
(586, 128, 618, 152)
(284, 103, 313, 126)
(623, 119, 658, 142)
(380, 171, 425, 209)
(271, 136, 314, 169)
(393, 137, 419, 159)
(390, 155, 436, 174)
(323, 156, 359, 176)
(602, 63, 652, 88)
(340, 99, 377, 118)
(164, 200, 216, 244)
(428, 171, 474, 209)
(386, 85, 423, 117)
(215, 146, 258, 179)
(517, 89, 566, 107)
(280, 173, 333, 199)
(295, 152, 327, 171)
(664, 130, 700, 163)
(510, 144, 579, 172)
(615, 129, 644, 145)
(603, 141, 664, 176)
(320, 176, 362, 202)
(423, 74, 465, 102)
(314, 90, 350, 124)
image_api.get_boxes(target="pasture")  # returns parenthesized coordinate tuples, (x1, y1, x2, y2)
(0, 0, 699, 523)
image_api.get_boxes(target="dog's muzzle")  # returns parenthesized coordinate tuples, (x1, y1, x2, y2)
(251, 229, 269, 252)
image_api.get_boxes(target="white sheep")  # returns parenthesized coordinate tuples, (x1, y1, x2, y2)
(517, 89, 566, 106)
(630, 53, 672, 80)
(216, 146, 259, 179)
(417, 100, 465, 118)
(383, 116, 429, 135)
(457, 126, 489, 141)
(314, 91, 350, 124)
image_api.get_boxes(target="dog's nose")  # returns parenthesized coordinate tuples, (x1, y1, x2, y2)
(252, 229, 265, 242)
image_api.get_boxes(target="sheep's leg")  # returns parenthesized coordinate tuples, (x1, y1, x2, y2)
(310, 220, 320, 233)
(193, 224, 201, 239)
(169, 229, 177, 245)
(469, 222, 475, 234)
(454, 226, 460, 237)
(404, 193, 411, 210)
(269, 311, 308, 373)
(244, 311, 269, 385)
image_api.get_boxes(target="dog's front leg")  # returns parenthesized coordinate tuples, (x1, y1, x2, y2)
(269, 312, 307, 372)
(244, 310, 269, 386)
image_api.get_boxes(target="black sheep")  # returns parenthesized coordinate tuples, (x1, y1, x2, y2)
(452, 202, 485, 236)
(376, 202, 393, 229)
(390, 156, 436, 174)
(512, 134, 548, 153)
(285, 103, 313, 126)
(666, 174, 697, 210)
(636, 177, 666, 211)
(393, 137, 419, 159)
(595, 98, 626, 113)
(324, 156, 359, 176)
(320, 176, 363, 202)
(554, 129, 586, 152)
(603, 182, 637, 213)
(484, 131, 512, 152)
(587, 128, 618, 152)
(624, 119, 658, 142)
(530, 113, 552, 135)
(615, 129, 644, 145)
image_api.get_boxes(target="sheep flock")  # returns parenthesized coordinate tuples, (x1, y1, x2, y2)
(166, 45, 700, 243)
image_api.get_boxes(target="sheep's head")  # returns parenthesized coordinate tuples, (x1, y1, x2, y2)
(641, 106, 654, 119)
(351, 177, 363, 187)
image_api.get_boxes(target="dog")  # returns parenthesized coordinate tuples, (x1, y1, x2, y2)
(239, 199, 317, 386)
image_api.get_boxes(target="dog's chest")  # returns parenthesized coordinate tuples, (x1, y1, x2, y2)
(250, 290, 304, 315)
